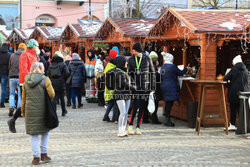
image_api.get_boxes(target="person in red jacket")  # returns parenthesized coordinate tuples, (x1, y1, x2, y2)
(7, 39, 40, 133)
(19, 39, 40, 85)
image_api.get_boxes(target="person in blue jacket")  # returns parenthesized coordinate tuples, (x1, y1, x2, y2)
(160, 52, 188, 127)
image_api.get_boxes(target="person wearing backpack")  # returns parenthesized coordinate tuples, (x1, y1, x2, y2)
(68, 53, 86, 109)
(48, 51, 70, 116)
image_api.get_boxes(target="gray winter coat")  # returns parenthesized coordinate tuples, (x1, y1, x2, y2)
(9, 48, 24, 78)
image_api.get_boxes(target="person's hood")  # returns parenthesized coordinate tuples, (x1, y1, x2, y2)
(235, 62, 247, 71)
(25, 73, 45, 88)
(114, 56, 126, 71)
(51, 55, 64, 63)
(0, 43, 9, 53)
(71, 59, 83, 66)
(87, 49, 95, 60)
(15, 48, 24, 55)
(104, 61, 116, 74)
(112, 46, 120, 57)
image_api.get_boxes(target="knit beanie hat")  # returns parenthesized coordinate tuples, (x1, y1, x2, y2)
(54, 51, 64, 59)
(162, 52, 173, 63)
(232, 55, 242, 65)
(149, 51, 158, 61)
(109, 49, 118, 59)
(18, 43, 27, 51)
(73, 53, 80, 60)
(27, 39, 39, 48)
(132, 43, 143, 53)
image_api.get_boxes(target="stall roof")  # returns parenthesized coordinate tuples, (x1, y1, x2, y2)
(7, 28, 34, 41)
(95, 18, 157, 38)
(0, 30, 11, 39)
(61, 23, 102, 39)
(30, 27, 65, 40)
(148, 8, 250, 36)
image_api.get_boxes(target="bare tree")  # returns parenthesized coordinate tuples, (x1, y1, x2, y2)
(193, 0, 232, 9)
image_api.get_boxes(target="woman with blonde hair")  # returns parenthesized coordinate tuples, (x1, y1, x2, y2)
(21, 62, 55, 165)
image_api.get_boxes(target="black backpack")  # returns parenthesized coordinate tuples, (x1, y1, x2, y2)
(49, 65, 62, 78)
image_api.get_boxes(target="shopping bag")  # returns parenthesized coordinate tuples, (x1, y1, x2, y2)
(148, 92, 155, 114)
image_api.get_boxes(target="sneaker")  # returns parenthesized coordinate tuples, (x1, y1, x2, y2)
(114, 121, 118, 124)
(225, 123, 237, 131)
(62, 110, 68, 116)
(0, 103, 5, 108)
(72, 105, 76, 109)
(8, 108, 14, 117)
(164, 119, 175, 127)
(117, 131, 128, 137)
(128, 125, 134, 135)
(78, 103, 83, 108)
(67, 101, 71, 107)
(135, 127, 142, 135)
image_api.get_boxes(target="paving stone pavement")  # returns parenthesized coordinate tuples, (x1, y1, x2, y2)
(0, 100, 250, 167)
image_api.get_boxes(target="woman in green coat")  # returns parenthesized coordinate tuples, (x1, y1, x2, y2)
(21, 62, 55, 165)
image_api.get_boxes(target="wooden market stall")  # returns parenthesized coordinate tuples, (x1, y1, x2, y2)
(6, 28, 34, 51)
(60, 23, 102, 61)
(147, 8, 250, 125)
(29, 26, 64, 56)
(94, 18, 157, 54)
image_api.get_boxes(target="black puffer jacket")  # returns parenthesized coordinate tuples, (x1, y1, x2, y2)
(128, 53, 156, 93)
(48, 56, 70, 92)
(0, 43, 11, 75)
(223, 62, 249, 103)
(9, 48, 24, 78)
(68, 59, 86, 88)
(107, 56, 136, 100)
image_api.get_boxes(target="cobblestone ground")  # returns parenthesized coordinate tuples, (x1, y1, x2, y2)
(0, 100, 250, 167)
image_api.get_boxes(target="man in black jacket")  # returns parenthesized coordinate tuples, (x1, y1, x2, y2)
(127, 43, 156, 135)
(48, 51, 70, 116)
(0, 43, 11, 108)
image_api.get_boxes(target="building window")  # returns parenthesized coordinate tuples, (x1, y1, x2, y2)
(35, 14, 56, 27)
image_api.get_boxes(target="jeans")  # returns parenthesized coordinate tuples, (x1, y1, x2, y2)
(0, 75, 8, 104)
(53, 91, 66, 114)
(31, 132, 50, 158)
(71, 87, 82, 105)
(9, 78, 21, 109)
(104, 99, 117, 120)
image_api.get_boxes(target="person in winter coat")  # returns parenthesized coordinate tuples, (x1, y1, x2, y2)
(21, 62, 55, 165)
(127, 43, 156, 135)
(39, 50, 49, 76)
(19, 39, 40, 86)
(160, 53, 187, 127)
(223, 55, 249, 131)
(103, 50, 118, 122)
(104, 49, 117, 67)
(68, 53, 86, 109)
(149, 51, 161, 124)
(95, 53, 106, 106)
(48, 51, 70, 116)
(64, 48, 73, 106)
(109, 56, 136, 137)
(85, 49, 97, 98)
(7, 43, 26, 133)
(0, 43, 11, 108)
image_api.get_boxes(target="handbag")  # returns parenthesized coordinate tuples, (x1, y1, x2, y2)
(44, 81, 59, 130)
(66, 65, 79, 85)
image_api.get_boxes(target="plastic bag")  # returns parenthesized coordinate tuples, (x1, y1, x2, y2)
(147, 92, 155, 114)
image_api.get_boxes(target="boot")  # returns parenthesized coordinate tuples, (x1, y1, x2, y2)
(41, 153, 51, 162)
(78, 103, 83, 108)
(62, 110, 68, 116)
(7, 119, 16, 133)
(72, 104, 76, 109)
(103, 115, 111, 122)
(67, 101, 71, 107)
(0, 103, 5, 108)
(164, 118, 175, 127)
(8, 108, 14, 117)
(152, 115, 161, 124)
(32, 157, 40, 165)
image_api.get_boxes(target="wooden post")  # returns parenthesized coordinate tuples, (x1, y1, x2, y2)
(183, 48, 187, 66)
(200, 34, 217, 80)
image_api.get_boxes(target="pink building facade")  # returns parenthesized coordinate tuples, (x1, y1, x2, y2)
(22, 0, 107, 29)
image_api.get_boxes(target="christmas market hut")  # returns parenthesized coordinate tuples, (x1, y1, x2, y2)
(60, 22, 102, 61)
(29, 26, 64, 55)
(94, 18, 157, 54)
(147, 8, 250, 125)
(7, 28, 34, 51)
